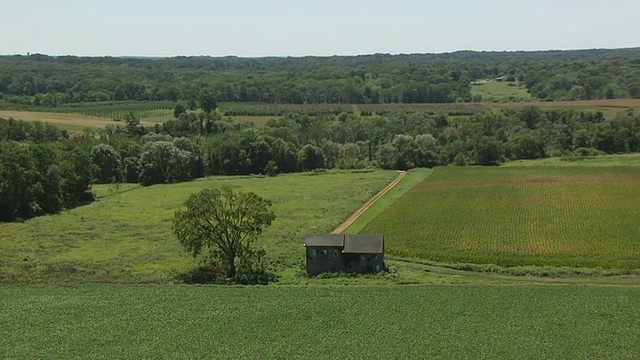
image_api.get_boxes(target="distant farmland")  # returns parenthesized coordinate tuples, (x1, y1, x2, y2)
(361, 161, 640, 269)
(4, 98, 640, 132)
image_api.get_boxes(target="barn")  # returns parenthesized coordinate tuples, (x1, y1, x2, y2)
(304, 234, 384, 275)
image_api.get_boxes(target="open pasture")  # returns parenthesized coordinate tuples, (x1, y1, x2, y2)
(0, 110, 124, 131)
(1, 284, 638, 359)
(0, 170, 397, 283)
(361, 161, 640, 269)
(0, 110, 162, 131)
(470, 81, 533, 101)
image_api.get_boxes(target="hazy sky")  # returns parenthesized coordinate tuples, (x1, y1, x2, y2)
(2, 0, 639, 57)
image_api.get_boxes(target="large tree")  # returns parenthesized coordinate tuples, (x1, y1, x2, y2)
(173, 187, 275, 278)
(199, 90, 217, 114)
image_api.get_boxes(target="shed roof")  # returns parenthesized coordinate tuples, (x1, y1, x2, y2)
(343, 234, 384, 254)
(305, 234, 344, 247)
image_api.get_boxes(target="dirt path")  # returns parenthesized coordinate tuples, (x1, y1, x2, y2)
(332, 171, 407, 234)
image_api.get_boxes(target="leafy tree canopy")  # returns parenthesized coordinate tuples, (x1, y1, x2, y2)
(173, 187, 276, 278)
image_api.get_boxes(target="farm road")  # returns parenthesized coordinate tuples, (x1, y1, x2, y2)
(332, 171, 407, 234)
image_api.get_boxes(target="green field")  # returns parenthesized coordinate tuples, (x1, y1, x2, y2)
(361, 159, 640, 269)
(470, 81, 534, 102)
(0, 170, 397, 283)
(1, 284, 638, 359)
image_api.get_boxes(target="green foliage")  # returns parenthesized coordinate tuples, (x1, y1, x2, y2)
(298, 144, 324, 171)
(90, 144, 120, 183)
(138, 141, 196, 185)
(4, 49, 640, 108)
(173, 187, 276, 278)
(198, 90, 217, 114)
(473, 136, 503, 165)
(0, 140, 95, 221)
(172, 103, 186, 118)
(2, 284, 639, 358)
(362, 161, 640, 269)
(0, 117, 67, 142)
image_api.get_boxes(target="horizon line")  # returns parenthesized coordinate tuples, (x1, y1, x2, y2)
(1, 46, 639, 59)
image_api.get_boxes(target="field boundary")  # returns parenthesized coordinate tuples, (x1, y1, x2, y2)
(332, 171, 407, 234)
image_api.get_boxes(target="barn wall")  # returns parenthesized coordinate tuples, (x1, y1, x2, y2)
(343, 254, 384, 273)
(306, 246, 344, 275)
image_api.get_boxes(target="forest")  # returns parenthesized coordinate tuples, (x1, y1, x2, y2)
(1, 48, 640, 108)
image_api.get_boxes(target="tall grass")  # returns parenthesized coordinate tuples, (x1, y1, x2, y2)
(0, 170, 397, 283)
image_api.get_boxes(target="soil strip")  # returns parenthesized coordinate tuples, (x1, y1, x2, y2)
(332, 171, 407, 234)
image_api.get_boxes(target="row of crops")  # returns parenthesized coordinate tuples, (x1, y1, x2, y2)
(35, 101, 176, 119)
(362, 164, 640, 269)
(219, 102, 486, 117)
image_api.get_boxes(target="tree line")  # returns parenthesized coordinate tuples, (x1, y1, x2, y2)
(1, 48, 639, 108)
(0, 119, 94, 221)
(2, 104, 639, 221)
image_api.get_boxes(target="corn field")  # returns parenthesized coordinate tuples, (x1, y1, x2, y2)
(37, 101, 175, 119)
(362, 165, 640, 269)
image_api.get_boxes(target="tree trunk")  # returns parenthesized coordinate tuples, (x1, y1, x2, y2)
(227, 252, 236, 278)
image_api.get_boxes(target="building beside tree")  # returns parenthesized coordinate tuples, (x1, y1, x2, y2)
(304, 234, 384, 275)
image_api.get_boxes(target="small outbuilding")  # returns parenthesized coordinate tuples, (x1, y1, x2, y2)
(304, 234, 384, 275)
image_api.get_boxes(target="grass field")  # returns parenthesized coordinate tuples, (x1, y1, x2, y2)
(1, 284, 638, 359)
(0, 110, 162, 131)
(361, 157, 640, 269)
(0, 170, 397, 283)
(470, 81, 533, 102)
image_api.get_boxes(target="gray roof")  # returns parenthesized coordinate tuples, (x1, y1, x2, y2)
(305, 234, 344, 247)
(343, 234, 384, 254)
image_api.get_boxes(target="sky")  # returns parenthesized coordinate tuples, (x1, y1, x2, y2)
(2, 0, 639, 57)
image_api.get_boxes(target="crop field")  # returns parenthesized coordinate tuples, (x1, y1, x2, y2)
(361, 159, 640, 269)
(1, 284, 638, 359)
(0, 170, 397, 283)
(33, 101, 176, 120)
(344, 168, 433, 234)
